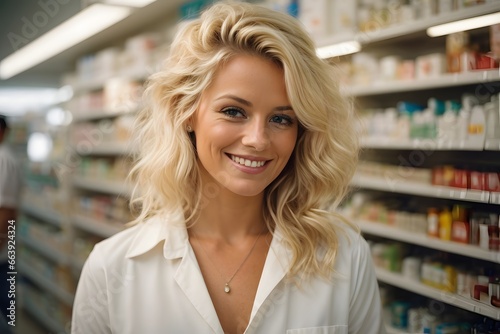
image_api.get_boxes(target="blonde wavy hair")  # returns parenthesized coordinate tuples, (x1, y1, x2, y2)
(129, 1, 359, 279)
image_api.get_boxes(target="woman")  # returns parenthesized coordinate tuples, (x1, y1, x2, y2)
(71, 2, 386, 333)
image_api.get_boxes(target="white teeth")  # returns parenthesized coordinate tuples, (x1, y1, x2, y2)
(231, 155, 265, 168)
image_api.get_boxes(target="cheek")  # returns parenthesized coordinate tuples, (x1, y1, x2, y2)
(277, 131, 298, 160)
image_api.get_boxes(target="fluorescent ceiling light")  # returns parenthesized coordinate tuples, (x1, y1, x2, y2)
(104, 0, 157, 7)
(427, 12, 500, 37)
(316, 41, 361, 59)
(0, 4, 131, 79)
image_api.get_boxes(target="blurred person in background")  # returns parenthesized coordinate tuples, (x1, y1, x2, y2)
(0, 114, 20, 332)
(72, 2, 385, 333)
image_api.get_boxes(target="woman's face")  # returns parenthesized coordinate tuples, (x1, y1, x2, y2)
(192, 54, 298, 198)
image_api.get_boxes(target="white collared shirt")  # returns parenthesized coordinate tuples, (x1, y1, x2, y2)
(71, 214, 386, 334)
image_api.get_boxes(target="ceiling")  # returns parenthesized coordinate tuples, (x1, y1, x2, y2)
(0, 0, 82, 88)
(0, 0, 187, 89)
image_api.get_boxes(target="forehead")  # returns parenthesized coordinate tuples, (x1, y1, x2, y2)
(201, 54, 288, 102)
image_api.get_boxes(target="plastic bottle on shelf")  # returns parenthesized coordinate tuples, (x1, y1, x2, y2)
(485, 96, 500, 140)
(427, 207, 440, 238)
(439, 207, 452, 241)
(437, 100, 458, 143)
(451, 204, 469, 244)
(468, 104, 486, 147)
(456, 94, 477, 142)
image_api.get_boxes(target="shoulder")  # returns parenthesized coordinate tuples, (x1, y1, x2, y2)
(83, 224, 143, 278)
(92, 224, 143, 263)
(333, 223, 371, 270)
(84, 213, 184, 273)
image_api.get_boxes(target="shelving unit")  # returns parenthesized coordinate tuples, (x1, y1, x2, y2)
(72, 214, 123, 238)
(352, 174, 492, 204)
(20, 202, 64, 228)
(376, 267, 500, 320)
(18, 262, 74, 306)
(344, 69, 500, 97)
(357, 220, 500, 264)
(18, 235, 70, 265)
(338, 1, 500, 327)
(23, 302, 67, 334)
(317, 2, 500, 48)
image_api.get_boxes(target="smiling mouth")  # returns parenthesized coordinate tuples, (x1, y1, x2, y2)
(229, 154, 267, 168)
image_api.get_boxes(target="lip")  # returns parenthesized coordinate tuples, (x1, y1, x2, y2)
(226, 153, 270, 174)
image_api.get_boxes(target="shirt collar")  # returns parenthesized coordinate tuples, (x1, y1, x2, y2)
(125, 211, 188, 259)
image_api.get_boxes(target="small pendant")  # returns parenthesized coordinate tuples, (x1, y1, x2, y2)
(224, 283, 231, 293)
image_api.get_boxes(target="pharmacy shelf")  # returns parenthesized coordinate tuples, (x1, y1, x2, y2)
(75, 141, 132, 156)
(360, 137, 485, 151)
(18, 262, 74, 306)
(354, 2, 500, 45)
(375, 267, 500, 320)
(66, 0, 186, 93)
(72, 106, 138, 122)
(315, 2, 500, 49)
(20, 203, 63, 227)
(357, 220, 500, 264)
(72, 176, 134, 196)
(352, 174, 491, 204)
(18, 235, 70, 265)
(72, 214, 123, 238)
(23, 302, 66, 334)
(343, 69, 500, 97)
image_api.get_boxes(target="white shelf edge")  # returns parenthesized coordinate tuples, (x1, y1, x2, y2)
(73, 141, 133, 156)
(352, 174, 492, 204)
(72, 214, 124, 238)
(18, 235, 69, 265)
(71, 65, 152, 93)
(23, 302, 67, 334)
(20, 203, 63, 227)
(485, 139, 500, 151)
(357, 220, 500, 264)
(491, 192, 500, 205)
(72, 106, 138, 122)
(354, 2, 500, 45)
(18, 262, 74, 306)
(343, 69, 500, 96)
(72, 176, 134, 196)
(375, 267, 500, 320)
(360, 137, 484, 151)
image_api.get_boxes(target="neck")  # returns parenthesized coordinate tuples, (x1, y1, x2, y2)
(191, 188, 267, 242)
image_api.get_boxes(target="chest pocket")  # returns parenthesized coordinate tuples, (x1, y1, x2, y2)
(286, 325, 348, 334)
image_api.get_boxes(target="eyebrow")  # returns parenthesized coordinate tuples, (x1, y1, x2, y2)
(215, 94, 294, 112)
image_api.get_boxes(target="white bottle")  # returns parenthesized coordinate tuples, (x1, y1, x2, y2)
(456, 95, 475, 142)
(468, 105, 486, 147)
(438, 101, 456, 144)
(485, 97, 500, 140)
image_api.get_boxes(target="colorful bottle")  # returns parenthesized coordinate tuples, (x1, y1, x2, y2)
(439, 207, 452, 241)
(427, 208, 439, 238)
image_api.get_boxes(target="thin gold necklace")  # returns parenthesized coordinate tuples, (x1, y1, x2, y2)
(190, 230, 264, 294)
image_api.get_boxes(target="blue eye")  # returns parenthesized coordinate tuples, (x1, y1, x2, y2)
(221, 107, 245, 118)
(270, 115, 294, 126)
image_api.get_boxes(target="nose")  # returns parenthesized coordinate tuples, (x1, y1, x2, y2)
(241, 119, 270, 151)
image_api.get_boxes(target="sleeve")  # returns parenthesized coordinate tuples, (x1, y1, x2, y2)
(71, 247, 112, 334)
(0, 153, 21, 208)
(348, 235, 387, 334)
